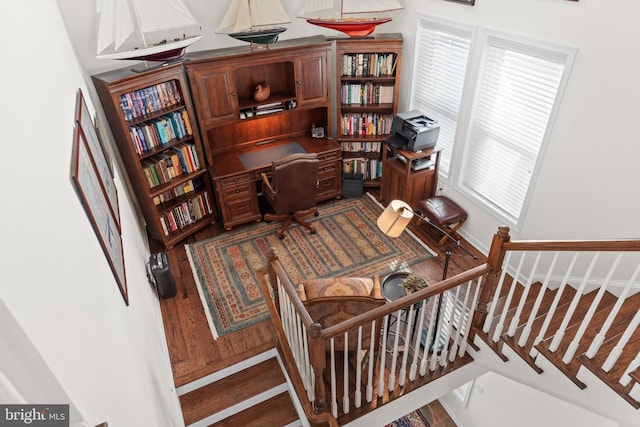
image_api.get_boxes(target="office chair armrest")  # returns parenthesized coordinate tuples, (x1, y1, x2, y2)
(261, 172, 275, 196)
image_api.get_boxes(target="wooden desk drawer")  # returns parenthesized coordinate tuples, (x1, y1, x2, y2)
(221, 182, 254, 200)
(317, 151, 339, 163)
(218, 173, 252, 187)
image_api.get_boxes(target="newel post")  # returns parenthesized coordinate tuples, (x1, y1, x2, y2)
(266, 247, 281, 313)
(472, 226, 511, 334)
(308, 323, 327, 413)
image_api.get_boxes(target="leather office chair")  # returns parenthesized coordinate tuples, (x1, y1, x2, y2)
(261, 153, 320, 239)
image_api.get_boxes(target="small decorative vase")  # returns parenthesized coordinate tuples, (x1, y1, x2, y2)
(253, 83, 271, 102)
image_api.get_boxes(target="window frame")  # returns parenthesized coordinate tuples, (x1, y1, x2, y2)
(454, 29, 577, 230)
(408, 14, 475, 180)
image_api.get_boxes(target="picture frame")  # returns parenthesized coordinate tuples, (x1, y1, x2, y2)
(444, 0, 475, 4)
(70, 124, 128, 305)
(75, 89, 120, 227)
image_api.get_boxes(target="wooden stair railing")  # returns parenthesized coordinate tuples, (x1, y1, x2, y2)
(472, 228, 640, 409)
(258, 245, 495, 424)
(259, 227, 640, 424)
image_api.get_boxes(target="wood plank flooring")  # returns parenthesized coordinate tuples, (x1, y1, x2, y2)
(156, 192, 486, 412)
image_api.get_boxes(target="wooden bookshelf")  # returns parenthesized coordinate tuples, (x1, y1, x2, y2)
(335, 34, 403, 188)
(93, 63, 216, 249)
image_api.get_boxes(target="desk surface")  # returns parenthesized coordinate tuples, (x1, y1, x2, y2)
(210, 136, 341, 178)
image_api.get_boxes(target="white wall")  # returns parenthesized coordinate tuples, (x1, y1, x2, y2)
(0, 2, 182, 426)
(440, 372, 618, 427)
(387, 0, 640, 249)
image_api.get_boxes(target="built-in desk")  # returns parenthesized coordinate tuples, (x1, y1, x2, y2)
(211, 135, 342, 230)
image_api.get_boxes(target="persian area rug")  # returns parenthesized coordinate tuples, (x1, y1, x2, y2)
(385, 410, 430, 427)
(185, 193, 436, 339)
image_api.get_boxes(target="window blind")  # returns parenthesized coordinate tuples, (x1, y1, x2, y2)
(459, 33, 575, 226)
(410, 17, 472, 177)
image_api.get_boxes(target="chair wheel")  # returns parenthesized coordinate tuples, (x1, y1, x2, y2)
(311, 229, 317, 234)
(278, 234, 285, 240)
(314, 211, 319, 217)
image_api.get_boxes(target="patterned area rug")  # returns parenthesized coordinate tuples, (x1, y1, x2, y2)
(386, 410, 430, 427)
(186, 194, 436, 339)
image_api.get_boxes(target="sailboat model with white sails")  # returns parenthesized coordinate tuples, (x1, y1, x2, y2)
(96, 0, 203, 61)
(216, 0, 291, 47)
(298, 0, 403, 37)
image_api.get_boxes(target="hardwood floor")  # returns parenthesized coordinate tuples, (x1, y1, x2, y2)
(156, 192, 486, 413)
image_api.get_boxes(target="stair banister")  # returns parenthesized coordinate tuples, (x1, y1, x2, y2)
(508, 251, 541, 336)
(602, 309, 640, 372)
(492, 251, 526, 342)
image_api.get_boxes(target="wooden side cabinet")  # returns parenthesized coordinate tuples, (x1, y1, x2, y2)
(380, 146, 441, 210)
(92, 63, 216, 249)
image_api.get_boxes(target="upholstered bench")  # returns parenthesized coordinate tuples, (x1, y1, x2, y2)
(416, 195, 468, 246)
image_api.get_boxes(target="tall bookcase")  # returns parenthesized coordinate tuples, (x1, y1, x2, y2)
(336, 34, 403, 187)
(93, 63, 216, 249)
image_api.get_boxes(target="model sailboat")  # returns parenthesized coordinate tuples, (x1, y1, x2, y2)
(96, 0, 203, 61)
(216, 0, 291, 47)
(298, 0, 403, 37)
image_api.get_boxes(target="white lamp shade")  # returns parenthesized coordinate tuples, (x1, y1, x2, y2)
(377, 200, 413, 238)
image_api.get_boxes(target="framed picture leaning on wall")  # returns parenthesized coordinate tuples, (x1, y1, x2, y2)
(71, 93, 127, 305)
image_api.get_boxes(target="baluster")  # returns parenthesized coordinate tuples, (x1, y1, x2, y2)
(483, 251, 513, 333)
(330, 338, 337, 418)
(388, 309, 403, 391)
(492, 251, 526, 342)
(460, 277, 483, 357)
(410, 302, 427, 381)
(587, 262, 640, 358)
(430, 294, 446, 372)
(355, 326, 363, 408)
(529, 252, 578, 357)
(440, 287, 461, 367)
(507, 252, 541, 336)
(420, 296, 439, 376)
(399, 305, 415, 386)
(619, 350, 640, 387)
(602, 309, 640, 372)
(549, 252, 600, 352)
(563, 253, 623, 363)
(518, 252, 559, 347)
(366, 321, 376, 402)
(303, 326, 314, 401)
(450, 282, 472, 362)
(378, 315, 389, 397)
(343, 331, 349, 414)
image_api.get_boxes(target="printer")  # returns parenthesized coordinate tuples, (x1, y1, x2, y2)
(387, 110, 440, 152)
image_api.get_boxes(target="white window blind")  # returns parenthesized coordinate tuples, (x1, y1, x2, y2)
(459, 33, 575, 226)
(409, 17, 472, 177)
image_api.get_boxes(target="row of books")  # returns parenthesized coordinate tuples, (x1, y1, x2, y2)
(128, 109, 193, 155)
(340, 82, 395, 105)
(343, 157, 383, 181)
(341, 141, 382, 154)
(341, 53, 397, 78)
(339, 113, 393, 136)
(159, 192, 213, 236)
(142, 143, 201, 188)
(119, 80, 183, 121)
(152, 177, 204, 206)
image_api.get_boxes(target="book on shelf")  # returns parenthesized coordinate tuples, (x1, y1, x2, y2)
(341, 53, 397, 78)
(119, 80, 183, 121)
(339, 113, 393, 136)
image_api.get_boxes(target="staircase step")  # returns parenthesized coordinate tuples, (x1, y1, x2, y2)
(534, 289, 619, 388)
(578, 320, 640, 409)
(179, 357, 288, 426)
(213, 391, 299, 427)
(477, 281, 544, 360)
(500, 285, 578, 372)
